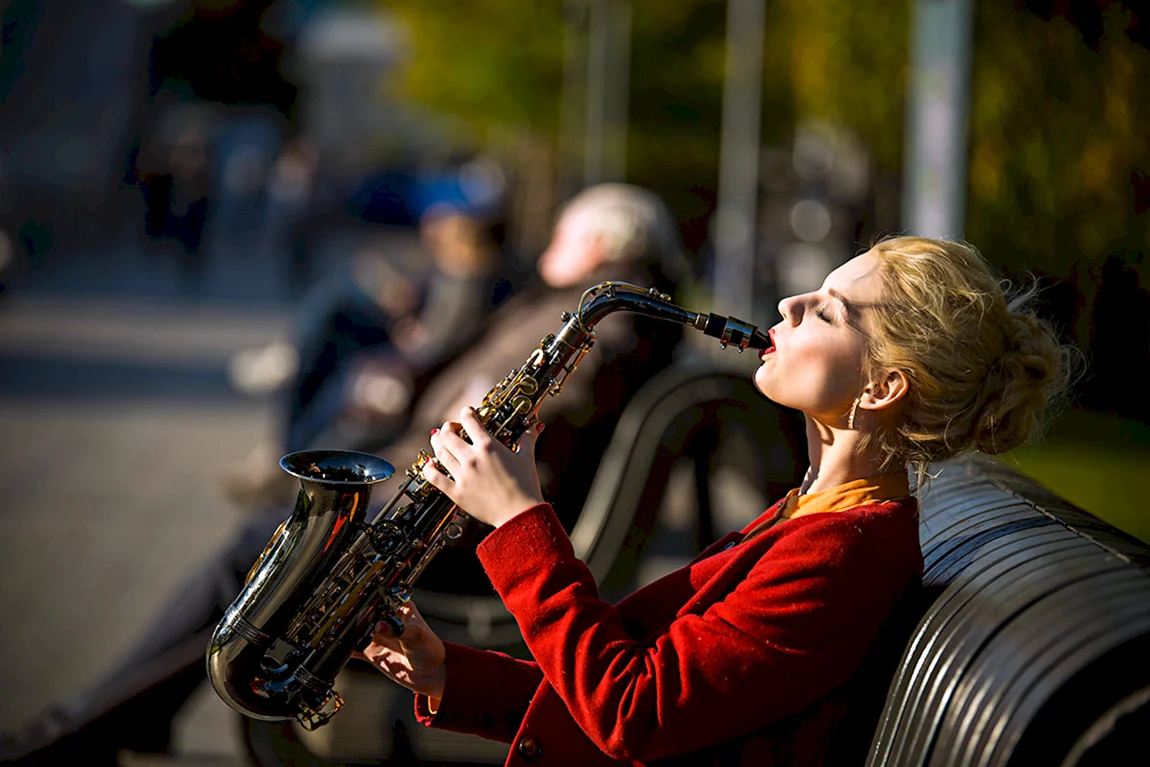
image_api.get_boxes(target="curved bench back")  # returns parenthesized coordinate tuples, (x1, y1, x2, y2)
(869, 454, 1150, 766)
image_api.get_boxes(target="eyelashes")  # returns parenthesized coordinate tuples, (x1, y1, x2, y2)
(815, 308, 834, 324)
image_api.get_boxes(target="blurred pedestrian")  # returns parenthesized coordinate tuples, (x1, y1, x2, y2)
(138, 117, 212, 274)
(133, 0, 301, 272)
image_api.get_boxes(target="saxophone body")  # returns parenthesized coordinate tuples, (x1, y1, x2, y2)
(206, 282, 769, 729)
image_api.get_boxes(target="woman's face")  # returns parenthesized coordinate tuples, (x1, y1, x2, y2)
(754, 251, 883, 422)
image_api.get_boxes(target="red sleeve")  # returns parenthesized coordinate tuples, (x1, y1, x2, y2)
(413, 641, 543, 743)
(477, 502, 913, 761)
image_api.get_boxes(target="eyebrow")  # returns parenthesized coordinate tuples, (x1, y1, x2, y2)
(827, 288, 855, 318)
(827, 287, 871, 335)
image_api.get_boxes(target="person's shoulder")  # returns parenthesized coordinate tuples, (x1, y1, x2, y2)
(817, 497, 918, 537)
(771, 499, 920, 561)
(786, 496, 916, 526)
(487, 284, 561, 324)
(848, 496, 918, 520)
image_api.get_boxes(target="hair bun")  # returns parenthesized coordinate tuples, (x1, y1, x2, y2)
(969, 310, 1066, 455)
(865, 237, 1078, 481)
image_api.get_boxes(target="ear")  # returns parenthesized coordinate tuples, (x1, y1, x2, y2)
(860, 369, 909, 413)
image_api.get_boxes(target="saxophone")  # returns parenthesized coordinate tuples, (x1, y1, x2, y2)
(206, 282, 769, 729)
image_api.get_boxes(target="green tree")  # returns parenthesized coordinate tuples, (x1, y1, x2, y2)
(382, 0, 567, 137)
(966, 4, 1150, 317)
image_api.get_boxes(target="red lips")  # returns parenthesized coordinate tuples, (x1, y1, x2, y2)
(760, 328, 777, 359)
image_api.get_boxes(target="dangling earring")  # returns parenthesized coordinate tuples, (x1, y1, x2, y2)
(848, 398, 860, 430)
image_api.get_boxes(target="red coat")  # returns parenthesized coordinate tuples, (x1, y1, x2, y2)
(416, 495, 923, 766)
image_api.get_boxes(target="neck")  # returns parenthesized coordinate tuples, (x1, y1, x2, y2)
(800, 416, 886, 495)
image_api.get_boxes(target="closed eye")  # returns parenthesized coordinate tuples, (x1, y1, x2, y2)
(815, 308, 833, 323)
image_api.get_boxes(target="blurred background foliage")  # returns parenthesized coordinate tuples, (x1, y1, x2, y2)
(380, 1, 567, 136)
(384, 0, 1148, 285)
(381, 0, 1149, 541)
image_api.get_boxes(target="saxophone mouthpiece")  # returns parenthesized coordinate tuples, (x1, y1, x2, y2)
(747, 328, 771, 351)
(696, 313, 771, 352)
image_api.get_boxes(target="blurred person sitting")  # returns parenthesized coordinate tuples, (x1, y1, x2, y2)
(0, 183, 689, 766)
(223, 201, 511, 507)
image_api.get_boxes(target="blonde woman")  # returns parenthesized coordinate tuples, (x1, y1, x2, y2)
(359, 236, 1071, 766)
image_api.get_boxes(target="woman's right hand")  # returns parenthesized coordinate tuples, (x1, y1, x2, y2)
(354, 602, 447, 701)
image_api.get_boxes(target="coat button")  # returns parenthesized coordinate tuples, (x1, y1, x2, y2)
(516, 735, 542, 762)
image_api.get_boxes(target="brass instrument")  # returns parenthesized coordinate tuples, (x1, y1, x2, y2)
(206, 282, 769, 729)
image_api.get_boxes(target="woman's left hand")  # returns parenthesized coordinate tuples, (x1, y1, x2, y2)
(422, 406, 545, 528)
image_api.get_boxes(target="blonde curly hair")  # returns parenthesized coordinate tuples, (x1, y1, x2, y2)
(861, 236, 1074, 482)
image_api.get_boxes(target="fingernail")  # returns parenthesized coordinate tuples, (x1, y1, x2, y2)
(430, 428, 438, 436)
(536, 423, 545, 434)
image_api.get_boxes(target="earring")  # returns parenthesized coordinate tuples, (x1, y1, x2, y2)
(848, 398, 860, 430)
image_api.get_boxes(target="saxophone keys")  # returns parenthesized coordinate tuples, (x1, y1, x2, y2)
(380, 614, 405, 638)
(297, 690, 344, 731)
(407, 451, 434, 478)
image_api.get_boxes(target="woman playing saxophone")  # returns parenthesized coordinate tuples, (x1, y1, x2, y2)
(358, 236, 1071, 766)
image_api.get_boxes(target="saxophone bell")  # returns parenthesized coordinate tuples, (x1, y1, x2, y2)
(206, 450, 394, 727)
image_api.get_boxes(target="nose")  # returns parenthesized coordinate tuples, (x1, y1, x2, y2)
(778, 295, 802, 325)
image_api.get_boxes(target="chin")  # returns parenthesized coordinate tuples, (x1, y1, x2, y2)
(752, 370, 780, 404)
(753, 370, 805, 413)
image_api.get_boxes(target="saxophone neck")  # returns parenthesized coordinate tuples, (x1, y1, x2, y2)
(570, 282, 688, 331)
(568, 281, 771, 352)
(528, 281, 769, 412)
